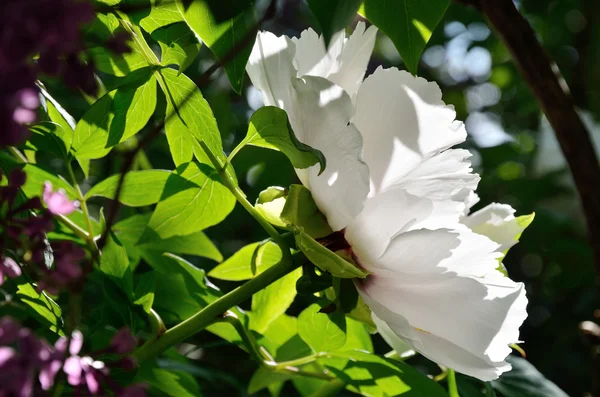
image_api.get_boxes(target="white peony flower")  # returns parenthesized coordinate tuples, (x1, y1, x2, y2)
(246, 23, 529, 381)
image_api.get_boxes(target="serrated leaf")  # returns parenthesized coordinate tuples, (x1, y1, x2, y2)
(152, 22, 201, 72)
(72, 68, 157, 160)
(359, 0, 450, 74)
(143, 162, 235, 240)
(157, 67, 225, 163)
(238, 106, 325, 172)
(208, 241, 281, 281)
(177, 0, 256, 93)
(16, 283, 63, 335)
(298, 302, 346, 353)
(281, 184, 332, 239)
(250, 266, 302, 333)
(84, 170, 171, 206)
(307, 0, 362, 45)
(295, 229, 367, 279)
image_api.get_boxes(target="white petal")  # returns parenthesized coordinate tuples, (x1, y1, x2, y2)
(394, 149, 479, 203)
(328, 22, 378, 98)
(291, 23, 376, 99)
(356, 228, 527, 380)
(290, 76, 370, 230)
(353, 67, 467, 194)
(372, 313, 416, 358)
(345, 190, 434, 261)
(463, 203, 532, 253)
(247, 32, 297, 110)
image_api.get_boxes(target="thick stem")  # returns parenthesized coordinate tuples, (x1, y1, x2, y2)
(132, 255, 302, 362)
(459, 0, 600, 280)
(447, 369, 460, 397)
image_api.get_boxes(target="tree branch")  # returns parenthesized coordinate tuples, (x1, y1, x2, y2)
(459, 0, 600, 280)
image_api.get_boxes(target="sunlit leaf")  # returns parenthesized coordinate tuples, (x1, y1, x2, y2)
(359, 0, 450, 74)
(208, 241, 282, 281)
(152, 22, 201, 72)
(298, 302, 347, 353)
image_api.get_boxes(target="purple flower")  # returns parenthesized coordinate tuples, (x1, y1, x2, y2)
(38, 241, 86, 295)
(43, 182, 79, 215)
(63, 332, 108, 395)
(0, 318, 20, 344)
(0, 257, 21, 286)
(110, 328, 137, 355)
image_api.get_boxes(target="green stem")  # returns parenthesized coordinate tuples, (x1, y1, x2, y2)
(119, 18, 159, 66)
(198, 141, 291, 262)
(66, 161, 97, 254)
(132, 254, 302, 362)
(149, 308, 166, 336)
(220, 311, 266, 364)
(447, 369, 461, 397)
(56, 214, 90, 242)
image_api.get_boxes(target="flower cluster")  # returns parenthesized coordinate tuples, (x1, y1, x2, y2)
(247, 23, 531, 380)
(1, 170, 85, 293)
(0, 318, 144, 396)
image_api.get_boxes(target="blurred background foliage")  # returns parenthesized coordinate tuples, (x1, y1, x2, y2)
(32, 0, 600, 395)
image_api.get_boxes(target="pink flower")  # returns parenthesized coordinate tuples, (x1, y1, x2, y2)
(0, 258, 21, 286)
(42, 182, 78, 215)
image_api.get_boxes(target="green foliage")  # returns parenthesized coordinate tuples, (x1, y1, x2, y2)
(295, 229, 368, 278)
(209, 241, 282, 281)
(85, 170, 171, 205)
(298, 302, 347, 353)
(360, 0, 450, 73)
(491, 356, 569, 397)
(307, 0, 362, 45)
(177, 0, 256, 93)
(141, 162, 235, 240)
(72, 68, 157, 160)
(236, 106, 325, 171)
(152, 22, 201, 72)
(15, 284, 63, 335)
(281, 184, 332, 239)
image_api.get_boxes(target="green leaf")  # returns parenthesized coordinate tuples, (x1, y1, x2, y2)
(133, 271, 156, 313)
(158, 68, 225, 162)
(281, 184, 332, 239)
(295, 229, 367, 279)
(143, 161, 235, 240)
(21, 163, 77, 200)
(139, 0, 185, 33)
(208, 241, 281, 281)
(164, 99, 199, 166)
(152, 22, 201, 72)
(145, 253, 222, 323)
(72, 68, 157, 160)
(250, 266, 302, 333)
(238, 107, 325, 172)
(491, 356, 568, 397)
(89, 46, 148, 77)
(177, 0, 256, 93)
(114, 213, 223, 262)
(326, 350, 449, 397)
(334, 277, 359, 314)
(39, 85, 76, 151)
(298, 302, 347, 353)
(359, 0, 450, 74)
(84, 170, 171, 206)
(307, 0, 362, 45)
(136, 364, 203, 397)
(26, 123, 68, 159)
(100, 230, 133, 299)
(255, 186, 289, 228)
(15, 283, 63, 335)
(249, 369, 291, 395)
